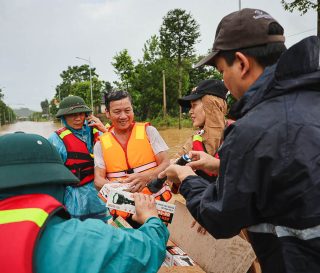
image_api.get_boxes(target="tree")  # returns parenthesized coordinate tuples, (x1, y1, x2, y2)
(104, 81, 113, 93)
(281, 0, 319, 36)
(187, 54, 222, 90)
(112, 49, 135, 91)
(40, 99, 50, 117)
(55, 65, 96, 102)
(52, 65, 105, 115)
(133, 36, 164, 119)
(0, 88, 4, 100)
(159, 9, 200, 128)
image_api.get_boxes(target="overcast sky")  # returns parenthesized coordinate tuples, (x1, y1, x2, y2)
(0, 0, 317, 111)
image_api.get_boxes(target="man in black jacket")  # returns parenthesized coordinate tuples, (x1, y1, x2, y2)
(159, 8, 320, 273)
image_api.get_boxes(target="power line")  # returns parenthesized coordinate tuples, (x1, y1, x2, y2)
(286, 28, 316, 38)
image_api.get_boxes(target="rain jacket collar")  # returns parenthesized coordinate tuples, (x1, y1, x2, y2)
(230, 36, 320, 120)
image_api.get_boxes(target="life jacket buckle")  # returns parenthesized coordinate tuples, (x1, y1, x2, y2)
(126, 168, 134, 174)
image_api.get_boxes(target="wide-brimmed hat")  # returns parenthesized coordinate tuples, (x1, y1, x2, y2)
(195, 8, 285, 68)
(56, 95, 92, 118)
(0, 132, 79, 190)
(178, 79, 228, 108)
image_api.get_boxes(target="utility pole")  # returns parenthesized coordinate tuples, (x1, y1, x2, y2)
(162, 70, 167, 118)
(76, 56, 94, 114)
(178, 67, 182, 130)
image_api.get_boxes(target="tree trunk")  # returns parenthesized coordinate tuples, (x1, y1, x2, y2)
(162, 70, 167, 118)
(178, 66, 182, 130)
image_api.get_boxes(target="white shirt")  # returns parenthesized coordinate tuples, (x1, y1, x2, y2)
(94, 126, 168, 169)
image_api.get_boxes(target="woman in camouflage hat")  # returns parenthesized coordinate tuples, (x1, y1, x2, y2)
(48, 95, 108, 221)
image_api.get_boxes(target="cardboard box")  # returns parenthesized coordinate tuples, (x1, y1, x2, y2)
(163, 200, 257, 273)
(172, 256, 196, 267)
(165, 246, 187, 266)
(105, 188, 176, 224)
(158, 265, 205, 273)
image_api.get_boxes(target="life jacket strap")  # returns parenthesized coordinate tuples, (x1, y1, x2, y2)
(106, 161, 157, 179)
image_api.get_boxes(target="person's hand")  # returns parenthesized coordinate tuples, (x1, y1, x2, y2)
(158, 165, 196, 185)
(191, 220, 207, 235)
(132, 193, 158, 224)
(123, 172, 151, 193)
(87, 115, 108, 133)
(187, 151, 220, 173)
(170, 158, 178, 164)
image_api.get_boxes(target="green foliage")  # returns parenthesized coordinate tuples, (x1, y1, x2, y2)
(0, 88, 4, 100)
(29, 112, 45, 122)
(50, 98, 59, 117)
(51, 65, 105, 116)
(112, 49, 135, 91)
(45, 9, 224, 125)
(104, 81, 113, 93)
(281, 0, 319, 36)
(132, 36, 167, 119)
(0, 89, 16, 125)
(281, 0, 319, 13)
(147, 115, 192, 129)
(187, 54, 222, 90)
(40, 99, 49, 115)
(159, 9, 200, 63)
(110, 9, 224, 122)
(159, 9, 201, 126)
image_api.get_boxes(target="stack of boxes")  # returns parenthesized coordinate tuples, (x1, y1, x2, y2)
(162, 245, 196, 267)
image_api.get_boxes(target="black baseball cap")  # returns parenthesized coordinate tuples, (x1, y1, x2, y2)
(195, 8, 285, 68)
(178, 79, 228, 108)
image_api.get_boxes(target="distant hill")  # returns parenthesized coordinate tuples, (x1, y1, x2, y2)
(14, 108, 35, 118)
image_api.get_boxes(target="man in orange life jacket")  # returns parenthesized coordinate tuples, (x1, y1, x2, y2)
(0, 132, 169, 273)
(48, 95, 108, 221)
(94, 90, 171, 227)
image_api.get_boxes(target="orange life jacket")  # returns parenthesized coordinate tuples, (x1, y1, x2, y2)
(0, 194, 68, 273)
(56, 127, 99, 186)
(100, 122, 171, 219)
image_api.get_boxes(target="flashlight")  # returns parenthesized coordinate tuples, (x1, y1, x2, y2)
(147, 154, 192, 193)
(112, 192, 135, 206)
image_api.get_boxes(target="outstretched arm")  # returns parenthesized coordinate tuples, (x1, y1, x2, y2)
(124, 151, 170, 193)
(36, 193, 169, 273)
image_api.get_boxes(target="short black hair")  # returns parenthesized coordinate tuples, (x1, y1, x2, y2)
(218, 22, 287, 68)
(104, 90, 132, 111)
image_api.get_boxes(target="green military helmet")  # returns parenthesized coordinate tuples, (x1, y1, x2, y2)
(56, 95, 92, 118)
(0, 132, 79, 190)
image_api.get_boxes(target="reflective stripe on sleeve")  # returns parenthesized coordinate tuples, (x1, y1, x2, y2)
(247, 223, 320, 240)
(59, 129, 72, 139)
(0, 208, 48, 228)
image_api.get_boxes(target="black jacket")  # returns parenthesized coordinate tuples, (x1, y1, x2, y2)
(180, 36, 320, 273)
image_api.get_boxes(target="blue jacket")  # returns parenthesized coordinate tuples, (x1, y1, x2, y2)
(35, 216, 168, 273)
(180, 36, 320, 273)
(48, 118, 107, 220)
(0, 185, 169, 273)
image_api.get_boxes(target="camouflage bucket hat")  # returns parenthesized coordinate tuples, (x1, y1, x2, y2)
(56, 95, 92, 118)
(0, 132, 79, 190)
